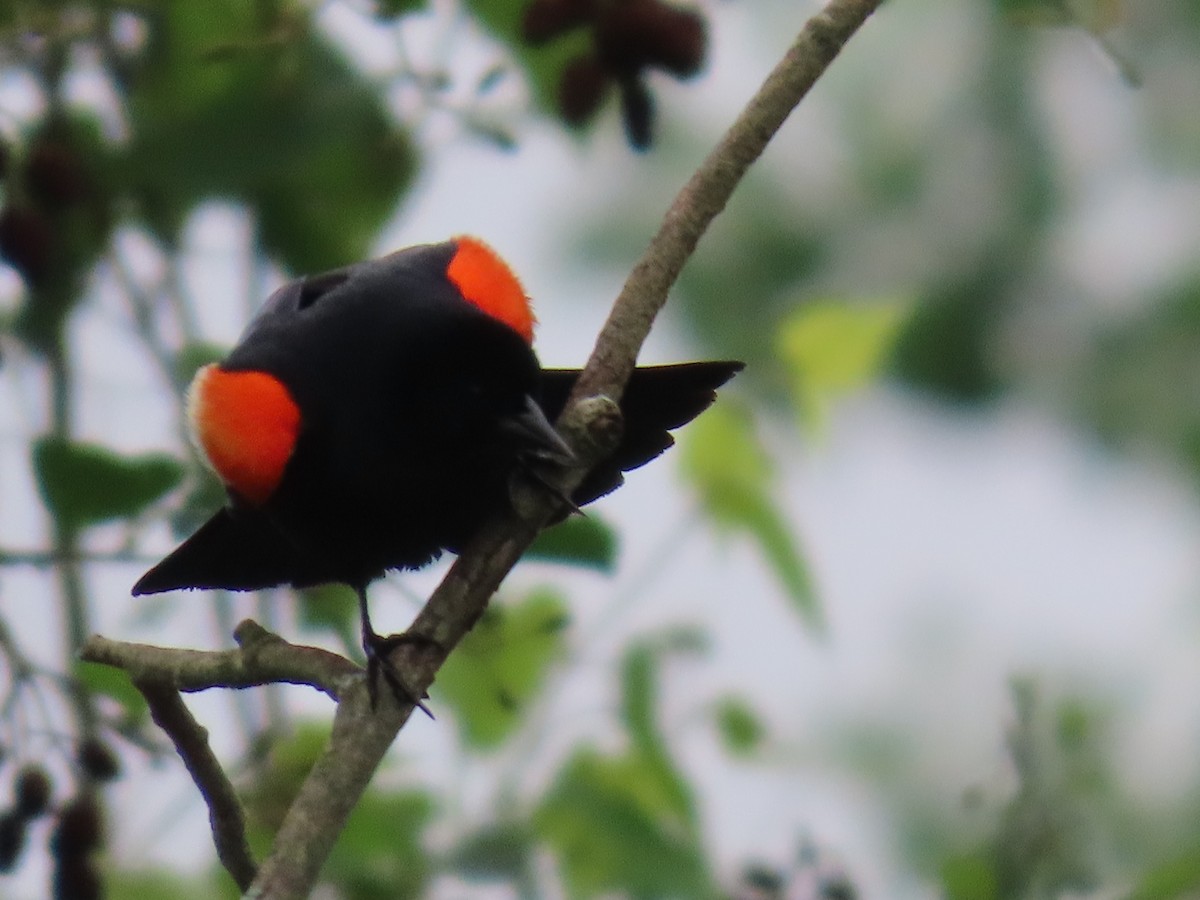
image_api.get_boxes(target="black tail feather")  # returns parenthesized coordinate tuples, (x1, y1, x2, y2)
(133, 507, 307, 595)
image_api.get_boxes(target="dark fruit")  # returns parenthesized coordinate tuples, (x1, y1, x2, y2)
(14, 765, 53, 818)
(522, 0, 595, 44)
(26, 140, 92, 212)
(558, 54, 612, 125)
(0, 810, 26, 873)
(0, 205, 54, 285)
(596, 0, 706, 78)
(50, 795, 103, 856)
(77, 738, 121, 783)
(53, 854, 102, 900)
(618, 75, 655, 151)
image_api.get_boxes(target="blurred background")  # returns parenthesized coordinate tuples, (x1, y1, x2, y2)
(1, 0, 1199, 897)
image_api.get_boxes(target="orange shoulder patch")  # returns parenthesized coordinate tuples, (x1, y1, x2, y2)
(187, 365, 301, 506)
(446, 236, 535, 344)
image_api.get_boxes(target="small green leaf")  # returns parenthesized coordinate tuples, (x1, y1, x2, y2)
(435, 589, 568, 749)
(450, 821, 534, 883)
(34, 438, 185, 528)
(74, 661, 148, 723)
(618, 641, 698, 827)
(297, 583, 359, 655)
(681, 405, 821, 629)
(373, 0, 425, 18)
(527, 515, 618, 572)
(535, 749, 715, 899)
(326, 789, 435, 899)
(714, 696, 765, 756)
(941, 853, 1000, 900)
(1128, 845, 1200, 900)
(777, 297, 911, 432)
(174, 341, 229, 389)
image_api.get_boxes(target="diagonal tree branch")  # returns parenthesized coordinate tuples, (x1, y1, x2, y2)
(86, 2, 882, 897)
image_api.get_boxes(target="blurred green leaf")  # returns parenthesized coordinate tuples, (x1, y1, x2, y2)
(1129, 846, 1200, 900)
(681, 403, 820, 629)
(777, 298, 911, 431)
(373, 0, 426, 18)
(298, 583, 360, 655)
(619, 642, 697, 828)
(73, 661, 148, 724)
(941, 853, 1000, 900)
(325, 789, 435, 900)
(526, 515, 618, 572)
(242, 722, 434, 900)
(435, 588, 568, 749)
(174, 341, 229, 388)
(449, 820, 535, 884)
(34, 437, 184, 528)
(464, 0, 592, 117)
(535, 748, 715, 899)
(122, 0, 416, 271)
(108, 869, 236, 900)
(713, 696, 765, 756)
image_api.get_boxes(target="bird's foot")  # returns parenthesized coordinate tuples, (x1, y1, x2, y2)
(363, 631, 440, 718)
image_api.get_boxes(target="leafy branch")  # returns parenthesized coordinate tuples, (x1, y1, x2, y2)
(80, 0, 883, 896)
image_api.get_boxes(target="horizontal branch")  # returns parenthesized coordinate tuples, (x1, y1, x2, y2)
(80, 620, 360, 700)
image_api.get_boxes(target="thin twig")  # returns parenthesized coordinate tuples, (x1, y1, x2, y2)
(138, 681, 258, 890)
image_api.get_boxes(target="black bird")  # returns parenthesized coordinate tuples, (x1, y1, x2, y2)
(134, 237, 741, 703)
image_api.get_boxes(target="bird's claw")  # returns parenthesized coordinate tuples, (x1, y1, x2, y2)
(363, 631, 440, 718)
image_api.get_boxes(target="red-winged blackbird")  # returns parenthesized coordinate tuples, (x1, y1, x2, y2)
(134, 237, 740, 703)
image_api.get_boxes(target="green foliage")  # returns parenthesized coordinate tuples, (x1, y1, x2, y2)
(535, 638, 715, 898)
(1129, 846, 1200, 899)
(681, 402, 820, 629)
(243, 724, 435, 899)
(713, 695, 765, 756)
(777, 297, 912, 431)
(297, 584, 360, 655)
(324, 789, 435, 900)
(1078, 277, 1200, 483)
(536, 748, 716, 899)
(174, 342, 230, 389)
(464, 0, 593, 116)
(941, 853, 1000, 900)
(107, 869, 236, 900)
(435, 588, 569, 749)
(936, 680, 1121, 899)
(121, 0, 416, 271)
(526, 515, 618, 572)
(73, 661, 148, 724)
(33, 437, 184, 529)
(449, 820, 537, 887)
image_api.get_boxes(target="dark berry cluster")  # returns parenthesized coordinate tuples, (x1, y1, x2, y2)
(0, 128, 95, 287)
(0, 117, 111, 354)
(521, 0, 708, 150)
(0, 739, 121, 899)
(0, 765, 54, 874)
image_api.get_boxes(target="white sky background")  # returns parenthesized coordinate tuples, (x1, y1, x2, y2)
(3, 0, 1200, 897)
